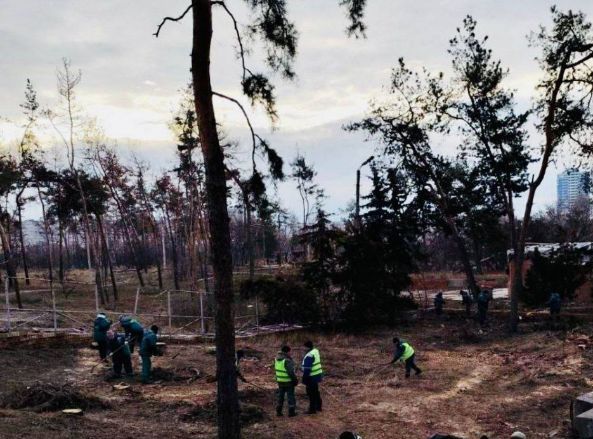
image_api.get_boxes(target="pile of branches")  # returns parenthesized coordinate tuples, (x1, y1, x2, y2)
(0, 382, 110, 412)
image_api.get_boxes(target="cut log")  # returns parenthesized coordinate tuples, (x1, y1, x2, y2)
(112, 384, 130, 391)
(62, 408, 83, 415)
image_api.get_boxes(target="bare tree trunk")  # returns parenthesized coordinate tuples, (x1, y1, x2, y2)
(447, 219, 480, 296)
(164, 210, 181, 290)
(473, 237, 483, 275)
(58, 219, 64, 283)
(192, 1, 239, 437)
(245, 194, 255, 281)
(84, 227, 92, 269)
(16, 196, 30, 285)
(0, 221, 22, 309)
(97, 214, 118, 301)
(36, 186, 55, 283)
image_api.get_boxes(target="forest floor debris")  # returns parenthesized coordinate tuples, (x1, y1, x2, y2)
(0, 317, 590, 438)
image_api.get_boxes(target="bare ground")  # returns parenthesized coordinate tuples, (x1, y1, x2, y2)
(0, 317, 590, 438)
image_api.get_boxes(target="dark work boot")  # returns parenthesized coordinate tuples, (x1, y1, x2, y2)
(415, 369, 422, 376)
(276, 407, 283, 417)
(288, 407, 296, 417)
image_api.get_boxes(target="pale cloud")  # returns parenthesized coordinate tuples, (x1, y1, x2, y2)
(1, 0, 593, 217)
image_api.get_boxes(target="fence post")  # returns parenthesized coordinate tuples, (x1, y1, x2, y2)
(255, 294, 260, 330)
(134, 287, 140, 315)
(167, 290, 172, 330)
(199, 291, 205, 334)
(51, 280, 57, 332)
(4, 277, 10, 333)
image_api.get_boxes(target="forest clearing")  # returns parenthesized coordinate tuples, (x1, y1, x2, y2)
(0, 316, 589, 439)
(4, 1, 593, 438)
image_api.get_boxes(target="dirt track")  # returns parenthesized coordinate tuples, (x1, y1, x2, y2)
(0, 317, 590, 438)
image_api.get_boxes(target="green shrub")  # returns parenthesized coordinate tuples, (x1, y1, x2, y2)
(240, 276, 320, 325)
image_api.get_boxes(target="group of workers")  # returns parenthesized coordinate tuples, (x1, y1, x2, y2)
(272, 337, 422, 418)
(433, 289, 492, 325)
(434, 289, 563, 326)
(272, 340, 324, 417)
(91, 317, 534, 438)
(92, 313, 160, 383)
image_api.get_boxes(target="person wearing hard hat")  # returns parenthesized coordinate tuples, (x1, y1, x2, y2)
(93, 312, 112, 362)
(511, 432, 526, 439)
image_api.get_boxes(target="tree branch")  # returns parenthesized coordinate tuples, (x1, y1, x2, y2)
(212, 91, 258, 170)
(153, 4, 193, 38)
(213, 1, 253, 81)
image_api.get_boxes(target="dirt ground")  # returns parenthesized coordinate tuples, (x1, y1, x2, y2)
(0, 316, 591, 439)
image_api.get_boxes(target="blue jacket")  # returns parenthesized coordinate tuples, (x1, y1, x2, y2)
(302, 349, 322, 384)
(434, 294, 444, 308)
(477, 292, 490, 311)
(139, 329, 158, 357)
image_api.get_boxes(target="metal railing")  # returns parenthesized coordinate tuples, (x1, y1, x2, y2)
(1, 274, 265, 336)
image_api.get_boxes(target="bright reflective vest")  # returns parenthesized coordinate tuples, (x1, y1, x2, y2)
(275, 359, 292, 383)
(304, 348, 323, 376)
(400, 342, 414, 361)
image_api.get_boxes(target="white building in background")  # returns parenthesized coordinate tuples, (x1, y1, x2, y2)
(557, 169, 591, 212)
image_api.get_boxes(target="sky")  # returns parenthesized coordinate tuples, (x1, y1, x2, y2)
(2, 0, 593, 220)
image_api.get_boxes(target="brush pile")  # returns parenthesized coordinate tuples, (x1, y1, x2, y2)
(0, 383, 110, 412)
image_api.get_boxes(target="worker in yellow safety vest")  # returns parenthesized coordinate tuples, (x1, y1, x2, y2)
(302, 340, 323, 414)
(274, 345, 298, 417)
(390, 337, 422, 378)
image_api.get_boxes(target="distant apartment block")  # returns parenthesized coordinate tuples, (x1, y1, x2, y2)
(557, 169, 591, 211)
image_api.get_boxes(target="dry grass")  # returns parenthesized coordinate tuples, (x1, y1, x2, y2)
(0, 317, 590, 438)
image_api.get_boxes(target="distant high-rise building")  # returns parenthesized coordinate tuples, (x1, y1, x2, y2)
(557, 169, 591, 211)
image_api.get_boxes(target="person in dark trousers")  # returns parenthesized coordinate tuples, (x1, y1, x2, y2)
(547, 292, 561, 328)
(236, 349, 246, 383)
(139, 325, 159, 384)
(119, 315, 144, 353)
(339, 432, 363, 439)
(477, 290, 491, 326)
(434, 292, 445, 316)
(302, 340, 323, 414)
(93, 312, 111, 362)
(274, 345, 298, 417)
(107, 330, 133, 378)
(460, 290, 472, 317)
(391, 337, 422, 378)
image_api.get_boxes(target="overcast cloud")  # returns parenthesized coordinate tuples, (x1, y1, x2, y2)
(2, 0, 593, 219)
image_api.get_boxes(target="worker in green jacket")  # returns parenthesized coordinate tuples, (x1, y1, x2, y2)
(139, 325, 159, 384)
(274, 345, 298, 417)
(93, 312, 112, 362)
(391, 337, 422, 378)
(119, 315, 144, 353)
